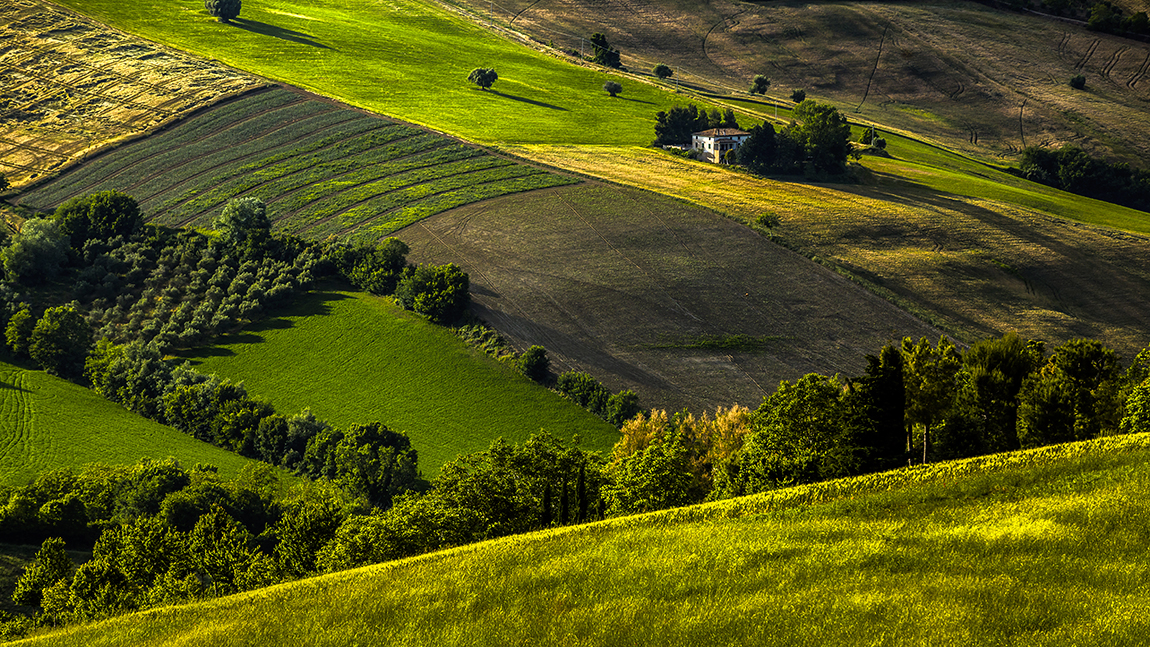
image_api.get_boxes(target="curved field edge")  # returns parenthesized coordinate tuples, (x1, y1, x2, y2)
(17, 432, 1150, 646)
(12, 87, 578, 242)
(0, 360, 263, 485)
(181, 289, 619, 475)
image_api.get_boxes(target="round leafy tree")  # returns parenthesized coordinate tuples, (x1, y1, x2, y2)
(603, 81, 622, 97)
(30, 305, 92, 378)
(749, 75, 771, 94)
(468, 68, 498, 90)
(653, 64, 673, 80)
(53, 190, 142, 250)
(395, 263, 470, 324)
(790, 88, 806, 103)
(205, 0, 241, 22)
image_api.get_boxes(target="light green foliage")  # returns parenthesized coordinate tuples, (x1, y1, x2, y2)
(30, 305, 92, 378)
(1, 218, 69, 285)
(213, 197, 270, 258)
(791, 99, 855, 173)
(1120, 378, 1150, 434)
(394, 263, 469, 324)
(604, 424, 692, 514)
(11, 537, 73, 606)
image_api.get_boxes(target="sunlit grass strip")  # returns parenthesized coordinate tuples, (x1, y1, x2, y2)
(18, 433, 1150, 646)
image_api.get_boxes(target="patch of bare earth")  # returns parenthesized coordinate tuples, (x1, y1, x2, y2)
(0, 0, 263, 188)
(398, 183, 942, 412)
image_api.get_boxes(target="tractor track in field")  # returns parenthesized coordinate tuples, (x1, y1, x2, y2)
(1101, 45, 1129, 79)
(1057, 31, 1070, 59)
(291, 161, 525, 238)
(1075, 38, 1100, 70)
(510, 0, 543, 24)
(42, 95, 313, 205)
(170, 131, 432, 228)
(1127, 51, 1150, 89)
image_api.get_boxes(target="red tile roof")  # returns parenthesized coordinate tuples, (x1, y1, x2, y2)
(693, 128, 751, 137)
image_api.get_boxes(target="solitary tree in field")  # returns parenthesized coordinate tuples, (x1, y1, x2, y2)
(653, 64, 673, 80)
(790, 88, 806, 103)
(205, 0, 241, 23)
(603, 81, 622, 97)
(589, 33, 621, 68)
(468, 68, 498, 90)
(750, 75, 771, 94)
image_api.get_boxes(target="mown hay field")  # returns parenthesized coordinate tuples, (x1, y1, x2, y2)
(14, 87, 576, 241)
(183, 289, 619, 475)
(501, 145, 1150, 359)
(0, 360, 260, 486)
(0, 0, 263, 188)
(22, 433, 1150, 646)
(399, 183, 941, 413)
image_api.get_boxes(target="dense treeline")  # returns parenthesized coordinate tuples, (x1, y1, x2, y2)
(1014, 145, 1150, 212)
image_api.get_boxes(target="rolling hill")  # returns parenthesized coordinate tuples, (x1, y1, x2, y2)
(15, 432, 1150, 646)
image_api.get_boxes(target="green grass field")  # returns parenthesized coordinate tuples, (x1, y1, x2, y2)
(50, 0, 693, 147)
(15, 87, 576, 241)
(0, 360, 260, 486)
(19, 433, 1150, 646)
(182, 288, 619, 476)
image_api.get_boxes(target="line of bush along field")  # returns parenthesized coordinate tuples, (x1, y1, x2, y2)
(9, 432, 1150, 645)
(3, 188, 1150, 640)
(12, 87, 578, 244)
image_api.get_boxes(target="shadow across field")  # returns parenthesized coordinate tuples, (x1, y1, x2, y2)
(485, 90, 567, 111)
(230, 18, 333, 49)
(180, 290, 352, 363)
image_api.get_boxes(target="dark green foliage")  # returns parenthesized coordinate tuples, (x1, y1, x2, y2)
(0, 173, 8, 193)
(1016, 145, 1150, 211)
(5, 306, 34, 357)
(653, 105, 711, 146)
(205, 0, 241, 22)
(299, 423, 424, 509)
(52, 190, 142, 251)
(330, 237, 410, 295)
(1087, 1, 1122, 31)
(1018, 339, 1123, 447)
(12, 538, 73, 606)
(1069, 74, 1086, 89)
(30, 305, 92, 378)
(557, 371, 611, 417)
(589, 33, 621, 68)
(735, 124, 780, 174)
(603, 80, 622, 97)
(606, 389, 641, 427)
(274, 495, 348, 579)
(791, 99, 856, 174)
(750, 75, 771, 94)
(790, 89, 806, 102)
(468, 68, 498, 90)
(850, 344, 906, 470)
(394, 263, 469, 324)
(517, 345, 549, 382)
(1, 218, 69, 285)
(653, 64, 673, 80)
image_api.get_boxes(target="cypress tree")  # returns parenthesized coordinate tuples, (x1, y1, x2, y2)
(542, 482, 553, 527)
(576, 463, 588, 522)
(559, 478, 569, 525)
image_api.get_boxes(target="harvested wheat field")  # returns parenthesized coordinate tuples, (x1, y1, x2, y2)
(0, 0, 263, 188)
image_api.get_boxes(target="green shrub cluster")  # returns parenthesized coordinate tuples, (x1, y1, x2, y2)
(1015, 144, 1150, 212)
(556, 371, 641, 427)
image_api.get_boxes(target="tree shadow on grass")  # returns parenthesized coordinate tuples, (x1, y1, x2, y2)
(485, 90, 568, 111)
(613, 96, 655, 105)
(231, 18, 333, 50)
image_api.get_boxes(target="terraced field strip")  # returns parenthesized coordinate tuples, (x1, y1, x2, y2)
(499, 144, 1150, 359)
(0, 0, 263, 187)
(184, 289, 619, 475)
(0, 361, 264, 486)
(15, 88, 578, 240)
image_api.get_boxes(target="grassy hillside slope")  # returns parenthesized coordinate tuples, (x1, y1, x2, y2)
(481, 0, 1150, 166)
(399, 184, 941, 412)
(20, 433, 1150, 646)
(48, 0, 702, 146)
(0, 360, 258, 485)
(183, 288, 619, 475)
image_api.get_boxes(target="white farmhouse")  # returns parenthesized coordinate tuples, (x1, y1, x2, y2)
(691, 128, 751, 163)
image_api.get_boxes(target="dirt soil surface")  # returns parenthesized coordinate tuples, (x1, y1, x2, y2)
(399, 183, 943, 413)
(0, 0, 263, 188)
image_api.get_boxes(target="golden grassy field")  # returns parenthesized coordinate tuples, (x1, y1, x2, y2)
(0, 0, 262, 188)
